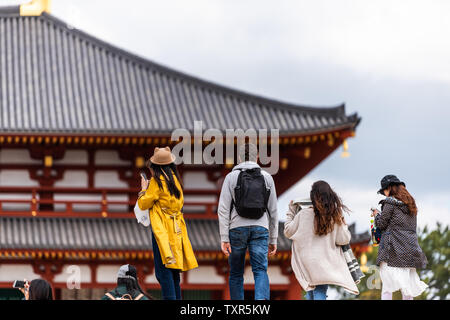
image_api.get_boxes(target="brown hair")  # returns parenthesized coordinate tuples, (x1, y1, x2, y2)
(310, 180, 349, 236)
(387, 184, 417, 215)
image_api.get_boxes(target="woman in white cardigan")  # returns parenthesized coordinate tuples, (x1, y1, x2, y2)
(284, 180, 359, 300)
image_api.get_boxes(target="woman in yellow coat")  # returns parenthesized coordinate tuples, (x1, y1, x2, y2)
(138, 147, 198, 300)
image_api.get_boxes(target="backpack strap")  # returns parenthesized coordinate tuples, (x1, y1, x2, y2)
(247, 168, 271, 218)
(229, 199, 234, 220)
(134, 293, 144, 300)
(229, 169, 242, 219)
(121, 294, 133, 300)
(104, 292, 116, 300)
(264, 186, 271, 218)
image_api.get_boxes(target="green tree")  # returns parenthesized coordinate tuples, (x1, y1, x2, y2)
(416, 223, 449, 300)
(335, 223, 449, 300)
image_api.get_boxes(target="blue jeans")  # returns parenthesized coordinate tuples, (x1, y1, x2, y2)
(152, 232, 181, 300)
(228, 226, 270, 300)
(306, 285, 328, 300)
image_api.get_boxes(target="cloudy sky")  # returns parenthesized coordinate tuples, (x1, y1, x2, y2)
(5, 0, 449, 232)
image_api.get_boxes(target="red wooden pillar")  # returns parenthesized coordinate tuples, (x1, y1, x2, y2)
(87, 150, 95, 188)
(222, 274, 230, 300)
(91, 263, 98, 288)
(32, 262, 62, 300)
(29, 145, 65, 211)
(136, 261, 154, 292)
(118, 147, 143, 212)
(215, 262, 230, 300)
(137, 264, 146, 290)
(280, 261, 303, 300)
(285, 273, 302, 300)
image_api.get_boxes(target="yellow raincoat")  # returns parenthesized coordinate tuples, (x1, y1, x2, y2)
(138, 175, 198, 272)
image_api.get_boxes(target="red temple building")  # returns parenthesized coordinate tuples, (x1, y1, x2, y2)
(0, 1, 369, 300)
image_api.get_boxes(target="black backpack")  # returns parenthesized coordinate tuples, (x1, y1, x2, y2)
(231, 168, 270, 219)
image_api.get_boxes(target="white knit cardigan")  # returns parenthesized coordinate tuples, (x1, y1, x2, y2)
(284, 206, 359, 295)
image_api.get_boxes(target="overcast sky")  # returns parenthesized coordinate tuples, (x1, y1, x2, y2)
(4, 0, 449, 231)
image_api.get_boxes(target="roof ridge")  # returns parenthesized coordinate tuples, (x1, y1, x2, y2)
(0, 5, 20, 16)
(33, 12, 347, 117)
(0, 9, 361, 134)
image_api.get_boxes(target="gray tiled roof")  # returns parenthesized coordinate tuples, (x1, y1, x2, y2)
(0, 216, 369, 252)
(0, 7, 360, 135)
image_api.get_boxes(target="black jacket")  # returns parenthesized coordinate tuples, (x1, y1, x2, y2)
(375, 197, 428, 268)
(101, 285, 149, 300)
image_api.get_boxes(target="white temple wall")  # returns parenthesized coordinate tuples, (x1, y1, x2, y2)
(96, 265, 123, 283)
(94, 171, 128, 188)
(0, 264, 40, 282)
(53, 150, 88, 165)
(186, 266, 225, 284)
(0, 148, 40, 164)
(54, 170, 88, 188)
(95, 150, 130, 166)
(0, 169, 38, 211)
(0, 170, 37, 187)
(144, 273, 159, 284)
(183, 171, 216, 190)
(243, 265, 289, 284)
(53, 264, 92, 283)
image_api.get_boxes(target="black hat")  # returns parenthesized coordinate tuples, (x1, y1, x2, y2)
(378, 175, 405, 194)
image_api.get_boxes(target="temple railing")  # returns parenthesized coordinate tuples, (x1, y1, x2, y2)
(0, 186, 219, 219)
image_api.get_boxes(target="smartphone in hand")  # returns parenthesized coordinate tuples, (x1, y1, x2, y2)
(13, 280, 25, 288)
(370, 207, 380, 217)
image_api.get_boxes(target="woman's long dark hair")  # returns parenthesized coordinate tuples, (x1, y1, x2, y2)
(388, 184, 418, 216)
(28, 279, 53, 300)
(310, 180, 349, 236)
(148, 162, 183, 199)
(117, 265, 153, 300)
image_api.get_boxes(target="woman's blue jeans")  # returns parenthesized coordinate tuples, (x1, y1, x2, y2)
(151, 232, 181, 300)
(305, 285, 328, 300)
(228, 226, 270, 300)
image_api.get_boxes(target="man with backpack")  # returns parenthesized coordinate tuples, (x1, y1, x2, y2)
(218, 143, 278, 300)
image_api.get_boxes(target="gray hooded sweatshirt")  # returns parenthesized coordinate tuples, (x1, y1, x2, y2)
(217, 161, 278, 244)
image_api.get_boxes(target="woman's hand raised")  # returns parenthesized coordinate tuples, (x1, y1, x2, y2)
(141, 176, 149, 190)
(289, 200, 299, 214)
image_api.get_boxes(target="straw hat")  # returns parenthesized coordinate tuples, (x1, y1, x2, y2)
(149, 146, 176, 165)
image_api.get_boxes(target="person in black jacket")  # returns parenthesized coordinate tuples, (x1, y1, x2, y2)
(372, 175, 428, 300)
(102, 265, 152, 300)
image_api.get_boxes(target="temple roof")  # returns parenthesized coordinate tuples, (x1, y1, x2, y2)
(0, 7, 360, 136)
(0, 216, 370, 252)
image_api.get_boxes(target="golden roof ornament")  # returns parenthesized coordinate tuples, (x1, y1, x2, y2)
(20, 0, 51, 16)
(341, 139, 350, 158)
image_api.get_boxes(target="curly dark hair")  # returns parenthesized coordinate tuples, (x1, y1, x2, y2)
(310, 180, 349, 236)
